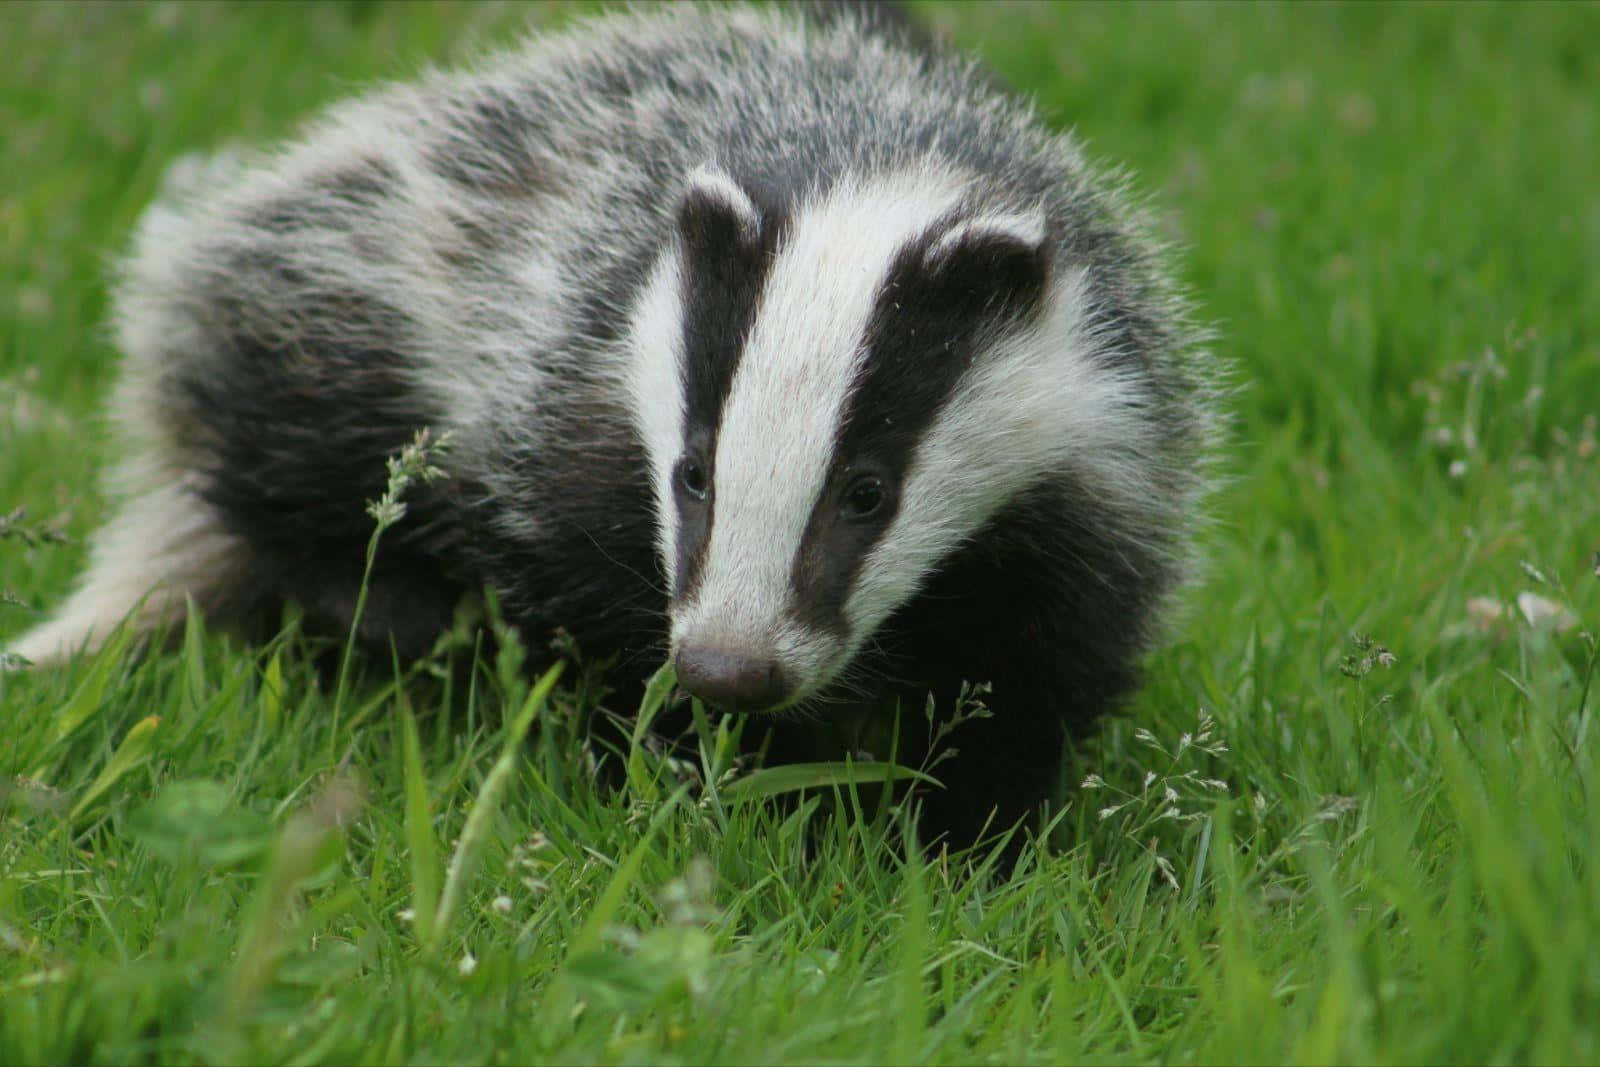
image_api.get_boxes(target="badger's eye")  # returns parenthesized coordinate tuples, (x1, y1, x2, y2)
(675, 457, 709, 501)
(840, 476, 887, 521)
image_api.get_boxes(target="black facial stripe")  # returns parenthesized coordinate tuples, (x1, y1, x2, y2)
(671, 184, 789, 601)
(790, 214, 1051, 635)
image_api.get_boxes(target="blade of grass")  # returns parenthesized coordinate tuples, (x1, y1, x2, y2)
(70, 714, 159, 821)
(427, 660, 565, 955)
(223, 775, 366, 1027)
(399, 693, 439, 949)
(626, 663, 678, 804)
(52, 622, 135, 744)
(562, 782, 690, 962)
(722, 760, 941, 801)
(258, 651, 285, 736)
(890, 845, 930, 1064)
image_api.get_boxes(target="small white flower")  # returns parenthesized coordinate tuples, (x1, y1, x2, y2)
(1517, 591, 1578, 632)
(396, 908, 415, 924)
(458, 952, 478, 977)
(491, 895, 513, 915)
(1080, 774, 1105, 790)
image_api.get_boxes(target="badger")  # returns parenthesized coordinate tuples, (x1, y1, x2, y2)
(8, 2, 1221, 845)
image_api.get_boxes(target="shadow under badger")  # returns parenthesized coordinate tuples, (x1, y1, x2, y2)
(12, 4, 1222, 847)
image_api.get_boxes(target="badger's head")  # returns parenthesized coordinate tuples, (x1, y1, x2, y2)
(627, 165, 1143, 712)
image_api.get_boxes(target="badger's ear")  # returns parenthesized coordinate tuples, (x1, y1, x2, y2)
(919, 209, 1051, 320)
(676, 166, 763, 255)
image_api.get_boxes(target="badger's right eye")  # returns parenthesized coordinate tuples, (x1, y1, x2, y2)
(675, 457, 710, 502)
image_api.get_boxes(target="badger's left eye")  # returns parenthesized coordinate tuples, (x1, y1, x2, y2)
(675, 457, 710, 501)
(840, 476, 887, 521)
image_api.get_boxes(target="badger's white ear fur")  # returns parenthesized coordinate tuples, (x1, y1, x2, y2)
(677, 165, 762, 246)
(5, 480, 246, 667)
(917, 207, 1051, 320)
(923, 208, 1049, 271)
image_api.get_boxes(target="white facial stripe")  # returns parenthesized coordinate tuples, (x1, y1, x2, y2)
(673, 170, 969, 658)
(845, 267, 1155, 640)
(625, 252, 687, 589)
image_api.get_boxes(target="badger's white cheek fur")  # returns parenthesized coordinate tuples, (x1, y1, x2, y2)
(771, 621, 850, 700)
(841, 267, 1152, 643)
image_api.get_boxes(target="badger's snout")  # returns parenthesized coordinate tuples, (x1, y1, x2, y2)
(674, 642, 791, 713)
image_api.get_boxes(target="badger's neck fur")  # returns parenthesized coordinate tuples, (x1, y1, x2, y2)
(626, 164, 1156, 711)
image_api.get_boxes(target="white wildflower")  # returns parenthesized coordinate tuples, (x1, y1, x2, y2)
(1517, 591, 1578, 632)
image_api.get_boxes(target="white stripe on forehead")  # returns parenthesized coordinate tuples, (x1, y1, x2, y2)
(674, 169, 968, 644)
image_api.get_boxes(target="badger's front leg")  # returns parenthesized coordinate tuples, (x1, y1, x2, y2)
(911, 695, 1068, 854)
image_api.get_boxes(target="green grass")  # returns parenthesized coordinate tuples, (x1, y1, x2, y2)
(3, 0, 1600, 1062)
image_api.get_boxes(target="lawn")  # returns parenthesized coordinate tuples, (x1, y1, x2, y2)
(3, 1, 1599, 1062)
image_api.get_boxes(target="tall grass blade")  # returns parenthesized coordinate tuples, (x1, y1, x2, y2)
(721, 760, 940, 801)
(428, 660, 565, 955)
(52, 622, 135, 743)
(399, 695, 439, 948)
(70, 714, 159, 820)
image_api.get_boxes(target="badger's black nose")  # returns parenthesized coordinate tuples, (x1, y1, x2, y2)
(675, 645, 790, 712)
